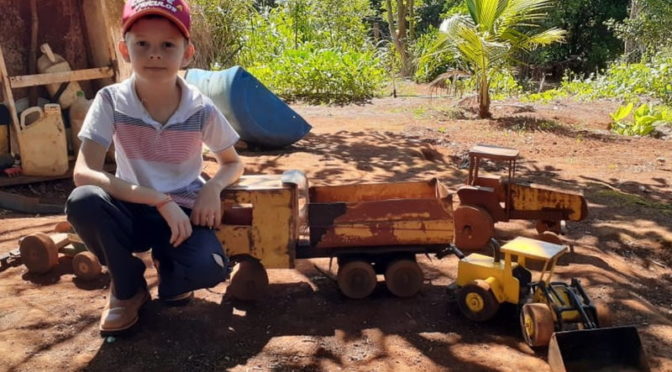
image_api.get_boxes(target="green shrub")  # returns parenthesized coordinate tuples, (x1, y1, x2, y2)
(610, 102, 672, 136)
(236, 0, 384, 104)
(525, 52, 672, 104)
(190, 0, 255, 69)
(248, 45, 386, 104)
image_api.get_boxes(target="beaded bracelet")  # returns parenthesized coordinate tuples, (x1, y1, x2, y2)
(155, 195, 173, 209)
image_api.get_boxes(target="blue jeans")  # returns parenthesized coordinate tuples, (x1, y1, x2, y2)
(65, 185, 229, 300)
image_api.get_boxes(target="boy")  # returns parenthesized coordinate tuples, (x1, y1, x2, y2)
(66, 0, 244, 335)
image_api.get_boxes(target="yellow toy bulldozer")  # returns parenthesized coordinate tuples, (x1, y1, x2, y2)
(450, 237, 649, 372)
(454, 144, 588, 250)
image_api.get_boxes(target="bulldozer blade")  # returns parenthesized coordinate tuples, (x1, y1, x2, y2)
(548, 326, 649, 372)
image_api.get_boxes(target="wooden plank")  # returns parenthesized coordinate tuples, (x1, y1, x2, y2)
(309, 181, 438, 203)
(309, 198, 452, 225)
(0, 190, 63, 214)
(82, 0, 117, 87)
(310, 220, 454, 249)
(0, 161, 115, 188)
(9, 67, 114, 89)
(0, 45, 22, 155)
(0, 170, 72, 188)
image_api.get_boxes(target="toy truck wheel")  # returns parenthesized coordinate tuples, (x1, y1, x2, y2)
(72, 251, 102, 280)
(19, 233, 59, 274)
(337, 260, 377, 299)
(520, 303, 555, 347)
(228, 258, 269, 302)
(457, 281, 499, 321)
(385, 259, 423, 298)
(454, 205, 495, 251)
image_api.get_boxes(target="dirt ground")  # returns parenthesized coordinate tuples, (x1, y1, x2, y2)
(1, 88, 671, 372)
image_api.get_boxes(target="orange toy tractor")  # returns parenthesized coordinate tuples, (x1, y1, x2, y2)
(453, 144, 587, 250)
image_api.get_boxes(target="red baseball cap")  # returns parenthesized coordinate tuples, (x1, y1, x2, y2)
(122, 0, 191, 39)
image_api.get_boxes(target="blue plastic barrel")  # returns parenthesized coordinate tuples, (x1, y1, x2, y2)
(185, 66, 312, 148)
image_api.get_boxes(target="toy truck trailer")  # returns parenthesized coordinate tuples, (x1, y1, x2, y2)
(217, 170, 455, 301)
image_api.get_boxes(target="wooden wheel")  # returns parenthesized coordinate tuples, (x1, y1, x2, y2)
(72, 251, 102, 280)
(384, 259, 423, 298)
(457, 280, 499, 322)
(536, 220, 562, 234)
(227, 258, 269, 302)
(19, 233, 59, 274)
(337, 260, 377, 299)
(54, 221, 73, 233)
(454, 205, 495, 251)
(520, 303, 555, 347)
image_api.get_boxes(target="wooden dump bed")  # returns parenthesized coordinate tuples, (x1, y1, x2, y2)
(307, 179, 454, 249)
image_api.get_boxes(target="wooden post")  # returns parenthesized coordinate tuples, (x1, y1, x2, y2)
(0, 45, 22, 156)
(29, 0, 39, 106)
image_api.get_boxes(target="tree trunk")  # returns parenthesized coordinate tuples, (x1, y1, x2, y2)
(624, 0, 642, 62)
(385, 0, 413, 77)
(478, 77, 492, 119)
(408, 0, 415, 42)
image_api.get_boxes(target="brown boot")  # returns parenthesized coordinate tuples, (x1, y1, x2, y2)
(99, 286, 150, 335)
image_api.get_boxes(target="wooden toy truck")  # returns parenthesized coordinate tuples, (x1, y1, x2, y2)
(219, 170, 455, 300)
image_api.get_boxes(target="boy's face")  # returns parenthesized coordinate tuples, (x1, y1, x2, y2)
(119, 17, 194, 84)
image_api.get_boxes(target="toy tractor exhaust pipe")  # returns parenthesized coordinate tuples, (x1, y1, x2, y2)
(548, 326, 650, 372)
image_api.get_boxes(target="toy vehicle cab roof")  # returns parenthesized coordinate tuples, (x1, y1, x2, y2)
(469, 144, 519, 161)
(500, 236, 567, 261)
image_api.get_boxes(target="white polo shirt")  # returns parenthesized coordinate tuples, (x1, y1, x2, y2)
(79, 75, 240, 208)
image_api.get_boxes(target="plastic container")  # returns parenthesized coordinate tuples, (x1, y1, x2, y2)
(68, 91, 91, 154)
(18, 104, 68, 176)
(37, 44, 82, 109)
(185, 67, 311, 148)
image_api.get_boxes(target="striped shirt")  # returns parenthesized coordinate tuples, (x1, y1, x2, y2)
(78, 75, 240, 208)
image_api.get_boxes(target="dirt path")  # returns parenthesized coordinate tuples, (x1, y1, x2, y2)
(1, 94, 671, 371)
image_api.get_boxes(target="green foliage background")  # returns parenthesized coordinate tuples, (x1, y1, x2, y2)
(524, 0, 629, 74)
(188, 0, 672, 134)
(610, 0, 672, 59)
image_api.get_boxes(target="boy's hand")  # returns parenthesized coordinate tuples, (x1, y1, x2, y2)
(157, 202, 193, 247)
(191, 184, 222, 229)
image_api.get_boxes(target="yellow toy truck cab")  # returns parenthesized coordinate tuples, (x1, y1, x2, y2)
(454, 236, 566, 321)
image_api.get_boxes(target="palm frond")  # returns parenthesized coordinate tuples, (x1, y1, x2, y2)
(467, 0, 511, 32)
(439, 14, 474, 35)
(500, 27, 565, 51)
(498, 0, 555, 30)
(454, 25, 510, 71)
(420, 32, 459, 65)
(520, 28, 566, 50)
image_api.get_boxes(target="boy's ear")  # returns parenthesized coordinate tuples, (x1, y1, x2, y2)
(118, 40, 131, 63)
(181, 42, 195, 68)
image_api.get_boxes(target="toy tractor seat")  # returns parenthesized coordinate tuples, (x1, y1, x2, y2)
(512, 265, 532, 292)
(456, 185, 506, 223)
(473, 174, 506, 202)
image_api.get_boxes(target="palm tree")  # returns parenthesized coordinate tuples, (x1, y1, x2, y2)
(435, 0, 565, 118)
